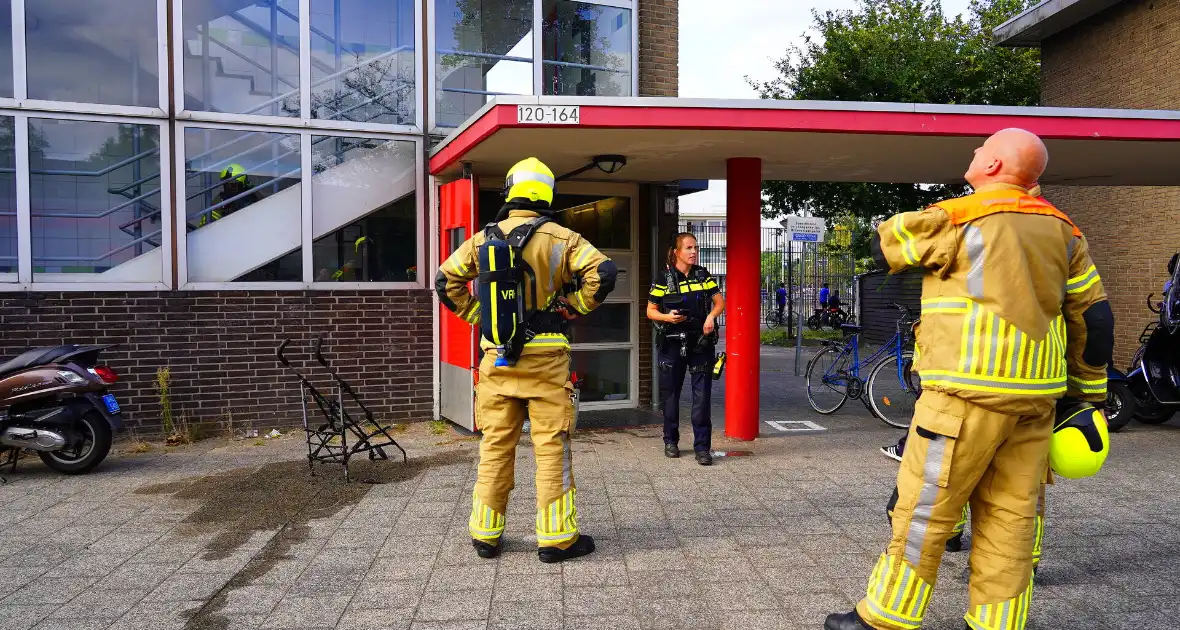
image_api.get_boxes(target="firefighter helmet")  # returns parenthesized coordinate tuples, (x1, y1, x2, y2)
(220, 163, 247, 185)
(1050, 401, 1110, 479)
(504, 157, 555, 206)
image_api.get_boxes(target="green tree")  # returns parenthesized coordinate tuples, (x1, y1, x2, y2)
(748, 0, 1040, 228)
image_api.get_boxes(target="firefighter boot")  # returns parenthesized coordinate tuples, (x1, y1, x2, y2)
(824, 610, 874, 630)
(538, 534, 596, 563)
(472, 539, 500, 559)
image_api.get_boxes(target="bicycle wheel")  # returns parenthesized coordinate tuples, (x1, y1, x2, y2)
(867, 352, 919, 429)
(807, 313, 822, 331)
(806, 345, 852, 414)
(764, 309, 780, 329)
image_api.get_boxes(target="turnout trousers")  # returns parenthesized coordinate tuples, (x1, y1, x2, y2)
(658, 347, 713, 453)
(468, 350, 581, 550)
(858, 391, 1053, 630)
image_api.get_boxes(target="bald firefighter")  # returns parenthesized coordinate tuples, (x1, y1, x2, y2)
(826, 129, 1113, 630)
(435, 157, 617, 563)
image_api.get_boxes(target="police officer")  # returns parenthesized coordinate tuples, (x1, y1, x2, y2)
(435, 157, 617, 563)
(647, 232, 726, 465)
(826, 128, 1113, 630)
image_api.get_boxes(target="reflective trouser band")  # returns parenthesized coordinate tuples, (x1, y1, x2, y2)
(863, 554, 931, 630)
(905, 434, 947, 565)
(536, 488, 578, 546)
(1032, 514, 1044, 566)
(964, 575, 1034, 630)
(469, 490, 506, 542)
(953, 504, 968, 535)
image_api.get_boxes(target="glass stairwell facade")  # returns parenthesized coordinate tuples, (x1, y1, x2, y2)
(0, 0, 637, 289)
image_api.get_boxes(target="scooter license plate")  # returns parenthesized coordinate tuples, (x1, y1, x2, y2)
(102, 394, 121, 414)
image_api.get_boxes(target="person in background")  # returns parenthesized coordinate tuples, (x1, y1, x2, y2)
(819, 282, 831, 308)
(647, 233, 726, 465)
(775, 281, 788, 323)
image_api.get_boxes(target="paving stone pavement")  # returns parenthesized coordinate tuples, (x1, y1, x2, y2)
(1, 349, 1178, 630)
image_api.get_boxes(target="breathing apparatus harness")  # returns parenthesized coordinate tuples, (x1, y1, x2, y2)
(476, 206, 570, 368)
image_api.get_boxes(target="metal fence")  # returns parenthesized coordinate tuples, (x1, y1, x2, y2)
(677, 221, 857, 332)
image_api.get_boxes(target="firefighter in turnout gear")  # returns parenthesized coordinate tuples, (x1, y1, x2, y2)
(435, 157, 618, 563)
(198, 163, 259, 227)
(826, 128, 1114, 630)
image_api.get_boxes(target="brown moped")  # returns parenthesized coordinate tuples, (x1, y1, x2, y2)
(0, 344, 122, 476)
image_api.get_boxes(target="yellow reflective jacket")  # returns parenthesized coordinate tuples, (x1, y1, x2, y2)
(435, 209, 617, 356)
(873, 183, 1113, 415)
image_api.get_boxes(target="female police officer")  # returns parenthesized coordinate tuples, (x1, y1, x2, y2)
(647, 232, 726, 465)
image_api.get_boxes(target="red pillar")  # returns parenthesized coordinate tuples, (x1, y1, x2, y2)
(725, 158, 761, 441)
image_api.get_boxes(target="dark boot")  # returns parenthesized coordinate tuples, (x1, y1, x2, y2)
(946, 532, 964, 552)
(695, 450, 713, 466)
(823, 610, 873, 630)
(665, 443, 680, 458)
(472, 539, 500, 559)
(538, 535, 596, 563)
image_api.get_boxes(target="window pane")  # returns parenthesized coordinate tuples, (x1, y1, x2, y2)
(182, 0, 300, 117)
(0, 1, 12, 99)
(311, 136, 417, 282)
(30, 119, 162, 280)
(542, 1, 631, 97)
(567, 303, 630, 344)
(551, 194, 631, 250)
(435, 0, 533, 129)
(184, 127, 301, 282)
(310, 0, 416, 126)
(0, 117, 13, 274)
(572, 349, 630, 402)
(26, 0, 158, 107)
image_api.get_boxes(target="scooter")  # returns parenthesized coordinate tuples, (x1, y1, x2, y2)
(0, 344, 123, 477)
(1104, 366, 1137, 432)
(1124, 256, 1180, 427)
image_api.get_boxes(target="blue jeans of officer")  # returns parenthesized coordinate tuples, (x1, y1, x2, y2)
(658, 346, 713, 453)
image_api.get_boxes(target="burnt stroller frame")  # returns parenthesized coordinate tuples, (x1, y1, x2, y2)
(277, 337, 406, 481)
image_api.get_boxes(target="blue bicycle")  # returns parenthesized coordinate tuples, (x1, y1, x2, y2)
(805, 303, 920, 428)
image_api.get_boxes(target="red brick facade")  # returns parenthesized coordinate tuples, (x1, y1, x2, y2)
(1039, 0, 1180, 366)
(0, 291, 434, 437)
(638, 0, 678, 97)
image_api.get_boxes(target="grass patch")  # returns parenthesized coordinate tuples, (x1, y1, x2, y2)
(761, 327, 844, 347)
(429, 420, 449, 435)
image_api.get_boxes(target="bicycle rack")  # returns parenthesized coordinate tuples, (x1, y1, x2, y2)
(276, 337, 407, 482)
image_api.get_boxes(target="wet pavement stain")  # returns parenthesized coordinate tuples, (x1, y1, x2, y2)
(135, 449, 475, 629)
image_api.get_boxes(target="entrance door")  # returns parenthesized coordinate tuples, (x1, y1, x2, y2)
(439, 177, 477, 430)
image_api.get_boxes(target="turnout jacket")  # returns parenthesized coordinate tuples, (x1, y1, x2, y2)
(872, 183, 1113, 415)
(436, 208, 618, 356)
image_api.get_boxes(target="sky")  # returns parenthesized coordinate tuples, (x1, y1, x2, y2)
(677, 0, 975, 217)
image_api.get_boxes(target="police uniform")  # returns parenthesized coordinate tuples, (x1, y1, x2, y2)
(648, 264, 721, 458)
(435, 158, 617, 563)
(828, 183, 1113, 630)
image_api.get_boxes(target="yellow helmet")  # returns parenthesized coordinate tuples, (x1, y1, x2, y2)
(1050, 402, 1110, 479)
(504, 157, 555, 206)
(220, 163, 247, 185)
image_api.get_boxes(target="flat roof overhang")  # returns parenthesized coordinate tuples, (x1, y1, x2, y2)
(429, 96, 1180, 187)
(994, 0, 1125, 47)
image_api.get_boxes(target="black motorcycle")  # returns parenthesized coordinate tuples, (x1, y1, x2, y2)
(1121, 254, 1180, 427)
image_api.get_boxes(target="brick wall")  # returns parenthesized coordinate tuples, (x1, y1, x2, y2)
(0, 291, 434, 437)
(1041, 0, 1180, 366)
(638, 0, 678, 97)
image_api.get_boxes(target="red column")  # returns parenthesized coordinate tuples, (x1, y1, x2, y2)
(725, 158, 761, 441)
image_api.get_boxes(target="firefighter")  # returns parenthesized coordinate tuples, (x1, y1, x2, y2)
(825, 128, 1113, 630)
(647, 232, 726, 465)
(435, 157, 618, 563)
(198, 163, 259, 227)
